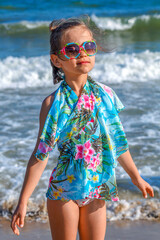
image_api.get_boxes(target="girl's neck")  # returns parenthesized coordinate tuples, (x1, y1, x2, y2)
(64, 74, 88, 94)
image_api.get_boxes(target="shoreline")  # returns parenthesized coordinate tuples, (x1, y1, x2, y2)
(1, 217, 160, 240)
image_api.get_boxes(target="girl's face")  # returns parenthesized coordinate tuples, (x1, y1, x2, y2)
(51, 26, 96, 79)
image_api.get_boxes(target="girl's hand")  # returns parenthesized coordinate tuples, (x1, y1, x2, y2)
(131, 176, 154, 199)
(11, 202, 27, 236)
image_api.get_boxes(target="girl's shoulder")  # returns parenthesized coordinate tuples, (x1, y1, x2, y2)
(40, 81, 64, 118)
(40, 91, 56, 119)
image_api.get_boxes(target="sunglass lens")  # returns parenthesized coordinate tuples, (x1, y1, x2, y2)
(65, 44, 79, 58)
(85, 42, 97, 55)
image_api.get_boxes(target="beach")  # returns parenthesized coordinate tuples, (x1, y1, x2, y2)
(1, 217, 160, 240)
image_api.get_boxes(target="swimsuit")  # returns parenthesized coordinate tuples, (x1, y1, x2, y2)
(35, 77, 129, 206)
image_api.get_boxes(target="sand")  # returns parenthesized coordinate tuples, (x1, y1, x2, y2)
(1, 217, 160, 240)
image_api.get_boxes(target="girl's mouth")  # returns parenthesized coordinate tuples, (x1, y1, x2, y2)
(77, 61, 89, 64)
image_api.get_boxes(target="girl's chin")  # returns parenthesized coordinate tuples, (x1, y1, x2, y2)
(76, 65, 93, 72)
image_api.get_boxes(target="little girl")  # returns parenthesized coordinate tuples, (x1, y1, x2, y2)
(11, 17, 154, 240)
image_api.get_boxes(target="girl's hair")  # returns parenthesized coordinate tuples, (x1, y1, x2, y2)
(49, 16, 101, 84)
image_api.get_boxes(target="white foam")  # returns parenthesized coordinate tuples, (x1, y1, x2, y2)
(0, 55, 52, 89)
(91, 50, 160, 83)
(1, 51, 160, 89)
(106, 199, 160, 221)
(91, 13, 160, 31)
(1, 193, 160, 222)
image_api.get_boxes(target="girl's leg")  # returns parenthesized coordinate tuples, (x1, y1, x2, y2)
(47, 198, 79, 240)
(78, 199, 106, 240)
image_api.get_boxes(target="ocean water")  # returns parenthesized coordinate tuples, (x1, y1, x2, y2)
(0, 0, 160, 222)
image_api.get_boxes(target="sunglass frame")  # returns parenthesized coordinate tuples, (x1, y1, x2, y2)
(57, 40, 97, 59)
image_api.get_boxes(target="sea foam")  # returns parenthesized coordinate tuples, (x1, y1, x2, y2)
(0, 51, 160, 90)
(1, 197, 160, 222)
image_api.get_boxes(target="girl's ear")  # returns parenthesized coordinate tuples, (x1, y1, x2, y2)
(50, 54, 62, 68)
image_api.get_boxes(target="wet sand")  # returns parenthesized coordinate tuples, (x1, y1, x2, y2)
(1, 217, 160, 240)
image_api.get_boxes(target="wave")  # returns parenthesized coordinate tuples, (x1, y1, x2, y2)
(1, 14, 160, 35)
(0, 20, 50, 34)
(1, 50, 159, 89)
(0, 55, 52, 89)
(93, 51, 160, 83)
(91, 13, 160, 31)
(1, 198, 160, 222)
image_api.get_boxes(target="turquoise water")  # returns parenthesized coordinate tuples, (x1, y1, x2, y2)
(0, 0, 160, 58)
(0, 0, 160, 221)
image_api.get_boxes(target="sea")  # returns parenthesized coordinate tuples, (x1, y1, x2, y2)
(0, 0, 160, 222)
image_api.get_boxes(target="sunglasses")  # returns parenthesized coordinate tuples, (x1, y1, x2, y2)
(54, 40, 97, 59)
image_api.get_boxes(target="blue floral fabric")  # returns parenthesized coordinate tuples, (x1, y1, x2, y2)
(35, 78, 129, 201)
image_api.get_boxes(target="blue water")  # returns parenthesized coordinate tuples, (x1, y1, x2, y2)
(0, 0, 160, 58)
(1, 0, 160, 22)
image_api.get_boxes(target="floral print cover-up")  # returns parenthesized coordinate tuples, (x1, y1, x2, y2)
(35, 78, 129, 202)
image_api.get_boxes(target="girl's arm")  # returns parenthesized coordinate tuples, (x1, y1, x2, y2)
(117, 150, 154, 199)
(11, 93, 55, 236)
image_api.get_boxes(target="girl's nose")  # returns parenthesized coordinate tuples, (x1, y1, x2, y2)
(78, 46, 87, 57)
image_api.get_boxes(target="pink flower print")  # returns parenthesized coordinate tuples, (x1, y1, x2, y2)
(93, 153, 100, 166)
(83, 140, 95, 163)
(88, 191, 93, 198)
(83, 93, 96, 111)
(75, 145, 84, 159)
(92, 188, 101, 198)
(111, 197, 119, 201)
(88, 162, 97, 172)
(90, 92, 96, 111)
(83, 94, 91, 109)
(75, 140, 95, 163)
(38, 142, 52, 154)
(94, 189, 99, 194)
(77, 97, 83, 110)
(84, 139, 91, 149)
(88, 153, 100, 171)
(104, 86, 113, 98)
(84, 154, 91, 164)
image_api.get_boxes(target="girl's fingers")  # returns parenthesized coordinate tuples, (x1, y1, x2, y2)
(19, 215, 24, 228)
(142, 188, 147, 198)
(146, 186, 154, 197)
(16, 215, 24, 228)
(11, 214, 17, 231)
(141, 183, 154, 198)
(11, 204, 26, 235)
(17, 217, 20, 227)
(11, 215, 20, 235)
